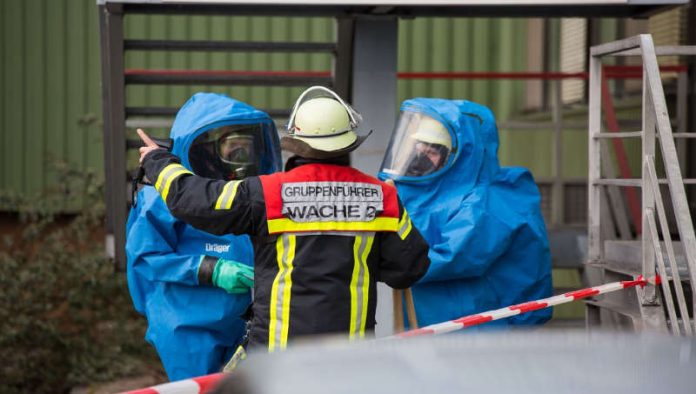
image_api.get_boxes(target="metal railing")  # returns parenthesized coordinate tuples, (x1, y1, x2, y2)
(588, 34, 696, 335)
(644, 158, 692, 335)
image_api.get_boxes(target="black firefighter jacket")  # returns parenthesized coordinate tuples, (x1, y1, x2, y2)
(142, 149, 431, 351)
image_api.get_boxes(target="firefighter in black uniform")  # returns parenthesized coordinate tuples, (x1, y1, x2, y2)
(138, 86, 430, 351)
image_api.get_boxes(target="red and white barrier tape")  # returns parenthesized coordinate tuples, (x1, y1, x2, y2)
(123, 372, 224, 394)
(123, 275, 659, 393)
(395, 275, 659, 338)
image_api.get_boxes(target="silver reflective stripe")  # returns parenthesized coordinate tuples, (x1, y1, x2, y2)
(215, 181, 241, 210)
(155, 165, 184, 194)
(155, 164, 192, 202)
(397, 210, 413, 240)
(286, 231, 363, 237)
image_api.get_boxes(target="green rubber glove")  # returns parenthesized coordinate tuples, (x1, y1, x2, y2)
(212, 259, 254, 294)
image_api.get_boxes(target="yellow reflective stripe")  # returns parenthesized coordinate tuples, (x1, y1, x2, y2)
(214, 181, 241, 210)
(349, 237, 362, 338)
(154, 164, 183, 191)
(161, 169, 191, 202)
(268, 234, 295, 352)
(267, 217, 398, 234)
(281, 235, 296, 347)
(397, 210, 413, 240)
(154, 164, 192, 202)
(349, 233, 373, 339)
(268, 238, 282, 352)
(359, 235, 373, 337)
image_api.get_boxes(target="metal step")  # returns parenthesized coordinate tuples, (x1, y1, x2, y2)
(587, 259, 641, 277)
(585, 297, 668, 332)
(585, 298, 643, 321)
(603, 240, 691, 279)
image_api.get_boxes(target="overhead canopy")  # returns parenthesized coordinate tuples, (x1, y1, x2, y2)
(98, 0, 687, 18)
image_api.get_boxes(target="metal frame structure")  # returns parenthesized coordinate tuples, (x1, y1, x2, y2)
(99, 1, 687, 338)
(98, 0, 685, 270)
(587, 34, 696, 334)
(98, 3, 357, 268)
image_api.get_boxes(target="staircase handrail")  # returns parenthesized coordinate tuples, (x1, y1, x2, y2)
(644, 157, 692, 335)
(589, 34, 696, 335)
(638, 35, 696, 329)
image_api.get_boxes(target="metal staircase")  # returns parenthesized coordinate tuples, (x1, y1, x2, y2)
(98, 4, 355, 269)
(586, 35, 696, 335)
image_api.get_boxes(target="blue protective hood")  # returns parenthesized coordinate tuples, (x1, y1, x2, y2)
(379, 98, 496, 210)
(170, 92, 282, 174)
(381, 98, 552, 328)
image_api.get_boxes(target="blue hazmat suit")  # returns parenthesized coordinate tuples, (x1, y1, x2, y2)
(126, 93, 282, 380)
(379, 98, 552, 328)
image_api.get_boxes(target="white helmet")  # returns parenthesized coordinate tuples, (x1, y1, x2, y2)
(283, 86, 370, 158)
(411, 116, 452, 150)
(380, 111, 453, 178)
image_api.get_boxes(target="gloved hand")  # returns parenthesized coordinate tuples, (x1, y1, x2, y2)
(212, 259, 254, 294)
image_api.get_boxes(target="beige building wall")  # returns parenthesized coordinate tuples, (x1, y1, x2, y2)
(560, 18, 587, 104)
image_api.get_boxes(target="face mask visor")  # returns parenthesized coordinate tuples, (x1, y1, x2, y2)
(380, 111, 453, 180)
(189, 124, 265, 180)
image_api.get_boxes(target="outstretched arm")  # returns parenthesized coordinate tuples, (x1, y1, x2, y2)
(138, 128, 258, 236)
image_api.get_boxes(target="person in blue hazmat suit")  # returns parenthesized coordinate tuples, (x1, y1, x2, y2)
(378, 98, 552, 328)
(126, 93, 282, 380)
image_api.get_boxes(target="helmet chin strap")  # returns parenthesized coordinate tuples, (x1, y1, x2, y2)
(290, 128, 353, 139)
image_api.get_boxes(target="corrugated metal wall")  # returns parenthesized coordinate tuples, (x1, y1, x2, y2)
(398, 17, 528, 119)
(0, 0, 531, 199)
(1, 0, 103, 199)
(123, 15, 334, 111)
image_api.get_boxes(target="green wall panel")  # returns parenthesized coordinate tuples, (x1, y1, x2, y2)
(44, 0, 67, 190)
(25, 0, 44, 194)
(397, 17, 527, 119)
(122, 14, 332, 111)
(4, 0, 27, 194)
(0, 0, 103, 200)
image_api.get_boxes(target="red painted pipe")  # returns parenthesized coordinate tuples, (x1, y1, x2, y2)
(124, 65, 687, 80)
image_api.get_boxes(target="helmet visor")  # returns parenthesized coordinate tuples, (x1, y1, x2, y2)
(380, 111, 452, 179)
(189, 124, 265, 180)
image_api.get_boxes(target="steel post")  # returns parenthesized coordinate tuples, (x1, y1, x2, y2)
(551, 79, 564, 227)
(640, 35, 696, 320)
(98, 4, 127, 270)
(640, 38, 657, 304)
(588, 47, 604, 262)
(349, 16, 398, 337)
